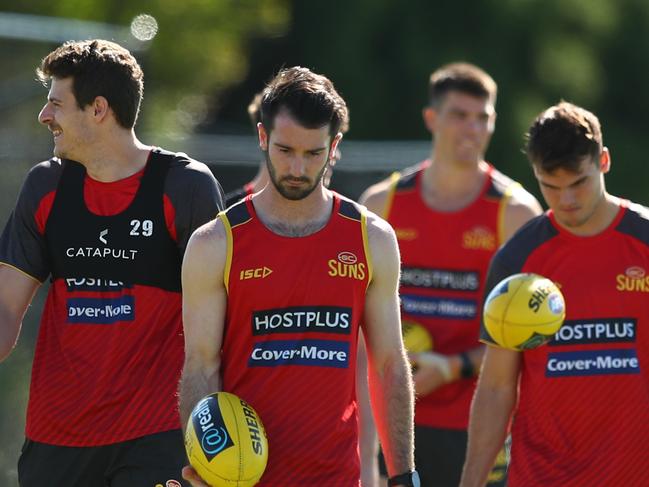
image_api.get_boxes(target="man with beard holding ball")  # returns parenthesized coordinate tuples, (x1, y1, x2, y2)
(180, 67, 417, 487)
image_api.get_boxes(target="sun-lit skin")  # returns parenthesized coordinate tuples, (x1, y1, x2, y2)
(424, 91, 496, 167)
(36, 75, 152, 183)
(533, 149, 618, 236)
(258, 109, 342, 202)
(38, 77, 97, 162)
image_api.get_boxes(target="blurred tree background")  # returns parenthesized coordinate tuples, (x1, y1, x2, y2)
(0, 0, 648, 483)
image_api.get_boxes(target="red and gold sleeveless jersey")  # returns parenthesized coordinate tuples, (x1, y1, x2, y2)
(220, 193, 371, 486)
(384, 161, 519, 429)
(481, 202, 649, 486)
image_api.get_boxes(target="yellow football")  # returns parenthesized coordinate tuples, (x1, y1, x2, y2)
(185, 392, 268, 487)
(483, 273, 566, 350)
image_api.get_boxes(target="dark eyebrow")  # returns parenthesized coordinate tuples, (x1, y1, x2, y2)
(48, 96, 63, 103)
(273, 142, 327, 152)
(539, 174, 588, 190)
(448, 107, 467, 115)
(539, 180, 560, 190)
(448, 107, 490, 118)
(568, 175, 589, 187)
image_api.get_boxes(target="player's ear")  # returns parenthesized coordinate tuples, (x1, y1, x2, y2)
(599, 147, 611, 174)
(329, 132, 343, 161)
(422, 106, 437, 134)
(258, 122, 268, 151)
(488, 109, 497, 134)
(91, 96, 110, 122)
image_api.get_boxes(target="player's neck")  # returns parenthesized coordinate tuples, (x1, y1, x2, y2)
(250, 165, 270, 193)
(559, 193, 621, 237)
(421, 157, 488, 212)
(78, 130, 152, 182)
(253, 185, 333, 237)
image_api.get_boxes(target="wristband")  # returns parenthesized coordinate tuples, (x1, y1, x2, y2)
(459, 352, 475, 378)
(388, 470, 420, 487)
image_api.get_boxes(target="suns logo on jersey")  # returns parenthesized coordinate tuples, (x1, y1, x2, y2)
(240, 267, 273, 281)
(328, 251, 366, 280)
(462, 226, 496, 250)
(616, 266, 649, 293)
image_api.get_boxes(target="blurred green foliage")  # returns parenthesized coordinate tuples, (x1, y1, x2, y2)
(3, 0, 290, 135)
(219, 0, 649, 204)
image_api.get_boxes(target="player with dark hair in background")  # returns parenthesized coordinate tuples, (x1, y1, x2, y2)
(460, 101, 649, 487)
(223, 92, 265, 206)
(360, 62, 541, 487)
(0, 39, 224, 486)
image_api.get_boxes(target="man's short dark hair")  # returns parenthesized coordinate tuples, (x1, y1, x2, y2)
(37, 39, 144, 129)
(260, 66, 349, 136)
(428, 62, 497, 107)
(525, 101, 603, 173)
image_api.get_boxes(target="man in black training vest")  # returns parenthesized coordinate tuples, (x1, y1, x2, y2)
(0, 39, 223, 487)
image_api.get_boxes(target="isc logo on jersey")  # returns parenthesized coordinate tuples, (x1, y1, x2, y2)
(462, 226, 496, 251)
(240, 267, 273, 281)
(616, 266, 649, 293)
(328, 251, 366, 280)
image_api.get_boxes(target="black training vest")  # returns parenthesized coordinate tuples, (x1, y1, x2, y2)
(45, 149, 182, 292)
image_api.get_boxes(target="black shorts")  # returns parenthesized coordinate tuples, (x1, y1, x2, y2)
(18, 429, 189, 487)
(379, 425, 509, 487)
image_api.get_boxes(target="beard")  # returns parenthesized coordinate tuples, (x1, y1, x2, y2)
(264, 150, 328, 201)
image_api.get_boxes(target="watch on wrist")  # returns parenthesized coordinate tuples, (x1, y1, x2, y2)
(388, 470, 420, 487)
(459, 351, 475, 378)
